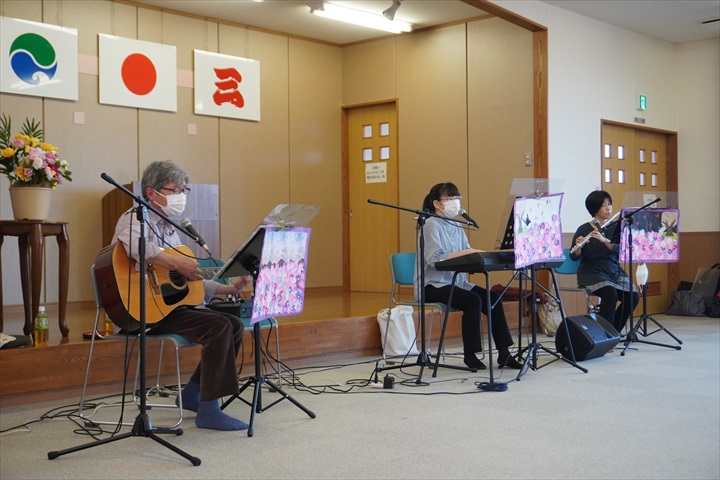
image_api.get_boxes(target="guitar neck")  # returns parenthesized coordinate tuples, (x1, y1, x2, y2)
(200, 266, 221, 280)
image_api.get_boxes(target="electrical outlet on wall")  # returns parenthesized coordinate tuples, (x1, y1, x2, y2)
(524, 153, 532, 166)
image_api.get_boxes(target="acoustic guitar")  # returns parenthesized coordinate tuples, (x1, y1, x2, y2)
(95, 243, 204, 331)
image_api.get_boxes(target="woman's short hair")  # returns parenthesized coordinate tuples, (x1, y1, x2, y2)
(585, 190, 612, 216)
(141, 160, 189, 199)
(422, 182, 461, 211)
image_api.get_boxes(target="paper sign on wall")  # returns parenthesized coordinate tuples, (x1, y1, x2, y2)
(365, 163, 387, 184)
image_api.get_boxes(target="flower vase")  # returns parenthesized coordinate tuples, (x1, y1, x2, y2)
(8, 185, 53, 221)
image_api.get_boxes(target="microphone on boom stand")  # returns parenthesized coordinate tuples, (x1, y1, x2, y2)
(181, 218, 212, 256)
(460, 209, 479, 229)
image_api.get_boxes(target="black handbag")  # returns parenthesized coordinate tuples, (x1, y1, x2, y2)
(708, 292, 720, 319)
(666, 290, 706, 317)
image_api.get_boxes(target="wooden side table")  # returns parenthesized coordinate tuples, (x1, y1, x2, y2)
(0, 220, 70, 337)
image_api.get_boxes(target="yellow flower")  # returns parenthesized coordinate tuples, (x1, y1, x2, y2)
(1, 114, 72, 187)
(14, 165, 30, 181)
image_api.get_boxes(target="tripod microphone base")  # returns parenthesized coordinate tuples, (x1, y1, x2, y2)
(516, 342, 588, 381)
(222, 375, 315, 437)
(47, 413, 201, 466)
(620, 313, 682, 356)
(221, 321, 315, 437)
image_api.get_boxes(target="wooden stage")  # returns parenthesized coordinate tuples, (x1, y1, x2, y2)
(0, 287, 525, 405)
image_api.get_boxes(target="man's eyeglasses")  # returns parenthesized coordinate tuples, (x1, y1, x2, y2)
(159, 186, 191, 195)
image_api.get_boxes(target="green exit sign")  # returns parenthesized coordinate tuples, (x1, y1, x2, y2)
(638, 94, 647, 110)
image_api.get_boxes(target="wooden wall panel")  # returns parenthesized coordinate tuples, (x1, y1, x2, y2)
(467, 18, 534, 250)
(342, 38, 397, 106)
(216, 29, 290, 266)
(674, 232, 720, 286)
(395, 25, 470, 252)
(288, 39, 343, 287)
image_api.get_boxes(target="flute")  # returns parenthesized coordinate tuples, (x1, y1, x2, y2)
(569, 212, 622, 254)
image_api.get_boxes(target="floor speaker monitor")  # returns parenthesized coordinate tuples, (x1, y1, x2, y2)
(555, 313, 620, 361)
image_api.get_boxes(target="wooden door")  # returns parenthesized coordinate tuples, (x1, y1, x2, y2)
(346, 102, 399, 292)
(601, 123, 674, 313)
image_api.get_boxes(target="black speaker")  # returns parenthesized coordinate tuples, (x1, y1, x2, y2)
(555, 313, 620, 361)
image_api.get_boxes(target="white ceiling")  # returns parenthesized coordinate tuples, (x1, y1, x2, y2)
(134, 0, 720, 46)
(544, 0, 720, 44)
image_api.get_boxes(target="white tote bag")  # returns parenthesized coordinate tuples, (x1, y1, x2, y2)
(377, 306, 419, 357)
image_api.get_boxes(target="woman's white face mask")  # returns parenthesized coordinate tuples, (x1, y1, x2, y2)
(441, 198, 461, 218)
(155, 190, 187, 217)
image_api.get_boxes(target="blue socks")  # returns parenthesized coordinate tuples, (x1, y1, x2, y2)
(176, 381, 200, 412)
(195, 399, 249, 431)
(177, 381, 248, 430)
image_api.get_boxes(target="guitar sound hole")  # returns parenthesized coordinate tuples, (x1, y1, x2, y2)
(168, 270, 187, 287)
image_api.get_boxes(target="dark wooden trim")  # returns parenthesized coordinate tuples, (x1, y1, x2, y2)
(602, 119, 679, 136)
(534, 29, 549, 180)
(341, 108, 350, 290)
(462, 0, 548, 32)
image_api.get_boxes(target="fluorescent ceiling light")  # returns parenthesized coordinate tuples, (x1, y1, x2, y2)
(309, 2, 413, 34)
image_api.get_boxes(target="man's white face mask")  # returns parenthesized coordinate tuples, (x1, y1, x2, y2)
(155, 190, 187, 217)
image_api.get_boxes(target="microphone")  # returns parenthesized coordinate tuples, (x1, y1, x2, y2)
(460, 209, 479, 229)
(180, 218, 211, 255)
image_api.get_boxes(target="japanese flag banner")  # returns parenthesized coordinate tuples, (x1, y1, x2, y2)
(0, 16, 78, 100)
(99, 34, 177, 112)
(194, 49, 260, 121)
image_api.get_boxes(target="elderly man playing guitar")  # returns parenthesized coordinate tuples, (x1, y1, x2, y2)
(109, 160, 249, 431)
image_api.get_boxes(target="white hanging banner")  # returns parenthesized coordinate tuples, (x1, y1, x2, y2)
(0, 16, 78, 100)
(194, 50, 261, 121)
(99, 34, 177, 112)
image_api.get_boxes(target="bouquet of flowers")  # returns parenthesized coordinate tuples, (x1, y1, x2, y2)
(0, 113, 72, 188)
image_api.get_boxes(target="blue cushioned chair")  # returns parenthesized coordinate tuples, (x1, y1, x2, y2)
(554, 248, 600, 314)
(79, 264, 195, 428)
(387, 252, 450, 362)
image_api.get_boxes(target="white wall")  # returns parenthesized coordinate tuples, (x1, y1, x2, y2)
(676, 38, 720, 233)
(494, 0, 720, 233)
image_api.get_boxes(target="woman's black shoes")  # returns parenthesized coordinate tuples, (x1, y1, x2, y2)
(497, 355, 524, 370)
(463, 355, 487, 371)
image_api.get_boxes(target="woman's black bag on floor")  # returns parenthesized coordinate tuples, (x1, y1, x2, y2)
(666, 290, 706, 317)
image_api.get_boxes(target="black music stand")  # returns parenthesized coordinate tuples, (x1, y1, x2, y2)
(515, 263, 587, 376)
(508, 191, 587, 376)
(619, 197, 682, 355)
(216, 221, 316, 437)
(49, 173, 201, 466)
(368, 199, 477, 386)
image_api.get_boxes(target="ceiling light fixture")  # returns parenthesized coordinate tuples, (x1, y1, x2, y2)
(382, 0, 403, 21)
(309, 2, 412, 34)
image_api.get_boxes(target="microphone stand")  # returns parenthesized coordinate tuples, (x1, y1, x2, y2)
(620, 197, 682, 355)
(49, 174, 201, 466)
(368, 199, 475, 385)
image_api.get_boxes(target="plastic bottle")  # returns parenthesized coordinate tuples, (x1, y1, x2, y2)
(104, 314, 114, 335)
(34, 306, 49, 347)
